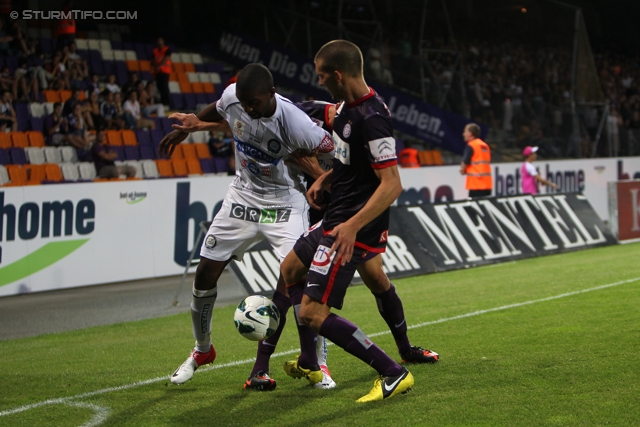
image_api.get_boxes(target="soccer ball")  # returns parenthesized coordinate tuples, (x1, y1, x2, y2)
(233, 295, 280, 341)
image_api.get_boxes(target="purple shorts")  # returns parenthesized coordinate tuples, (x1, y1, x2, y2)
(293, 224, 377, 310)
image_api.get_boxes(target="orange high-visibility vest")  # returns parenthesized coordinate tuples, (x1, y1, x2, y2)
(57, 11, 76, 36)
(465, 138, 492, 190)
(153, 45, 172, 74)
(398, 147, 419, 168)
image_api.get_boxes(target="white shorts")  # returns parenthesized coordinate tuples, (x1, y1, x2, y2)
(200, 187, 309, 262)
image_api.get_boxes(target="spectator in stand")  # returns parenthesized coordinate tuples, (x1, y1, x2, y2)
(121, 72, 139, 95)
(9, 20, 30, 57)
(13, 59, 39, 102)
(113, 92, 126, 126)
(460, 123, 492, 198)
(92, 129, 136, 179)
(87, 91, 106, 130)
(43, 101, 69, 146)
(62, 89, 94, 129)
(208, 130, 235, 173)
(137, 80, 166, 118)
(0, 66, 13, 92)
(66, 102, 90, 150)
(521, 146, 558, 194)
(105, 74, 121, 93)
(66, 42, 88, 79)
(50, 50, 70, 90)
(100, 90, 124, 130)
(122, 90, 155, 130)
(87, 73, 101, 96)
(0, 19, 13, 56)
(56, 0, 76, 48)
(152, 37, 171, 106)
(0, 90, 17, 132)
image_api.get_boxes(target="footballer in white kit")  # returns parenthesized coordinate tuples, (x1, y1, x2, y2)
(201, 83, 335, 263)
(162, 64, 335, 389)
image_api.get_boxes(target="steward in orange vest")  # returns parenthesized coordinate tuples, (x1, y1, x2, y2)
(398, 146, 419, 168)
(152, 37, 171, 106)
(460, 123, 492, 198)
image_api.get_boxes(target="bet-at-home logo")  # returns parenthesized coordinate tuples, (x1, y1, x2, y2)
(120, 191, 147, 204)
(0, 192, 93, 287)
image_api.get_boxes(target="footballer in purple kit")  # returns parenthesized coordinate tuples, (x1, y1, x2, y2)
(281, 40, 438, 402)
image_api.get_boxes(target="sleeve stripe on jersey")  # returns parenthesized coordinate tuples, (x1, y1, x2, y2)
(371, 159, 398, 169)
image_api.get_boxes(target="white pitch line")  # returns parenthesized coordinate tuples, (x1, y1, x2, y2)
(1, 276, 638, 419)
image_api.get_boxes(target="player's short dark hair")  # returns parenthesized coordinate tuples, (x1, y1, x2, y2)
(314, 40, 363, 77)
(466, 123, 481, 138)
(236, 63, 274, 94)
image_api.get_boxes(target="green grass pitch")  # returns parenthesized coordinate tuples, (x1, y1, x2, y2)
(1, 243, 639, 426)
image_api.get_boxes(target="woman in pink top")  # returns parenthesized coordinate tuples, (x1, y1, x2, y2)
(521, 146, 559, 194)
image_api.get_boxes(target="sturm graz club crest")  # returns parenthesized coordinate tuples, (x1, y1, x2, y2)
(204, 234, 216, 248)
(343, 123, 352, 138)
(267, 139, 281, 153)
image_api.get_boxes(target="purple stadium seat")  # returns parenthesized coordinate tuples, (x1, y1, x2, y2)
(77, 49, 90, 61)
(29, 118, 43, 133)
(5, 56, 18, 72)
(395, 138, 405, 154)
(195, 93, 208, 105)
(135, 129, 151, 146)
(123, 41, 134, 50)
(16, 103, 29, 119)
(102, 60, 115, 75)
(90, 58, 104, 75)
(213, 157, 229, 174)
(111, 41, 123, 50)
(39, 38, 54, 54)
(199, 158, 215, 173)
(205, 93, 218, 104)
(140, 71, 153, 82)
(170, 93, 184, 110)
(124, 146, 140, 160)
(160, 117, 171, 132)
(111, 146, 125, 161)
(0, 148, 9, 165)
(139, 144, 155, 160)
(184, 94, 197, 110)
(116, 62, 128, 86)
(195, 64, 206, 72)
(150, 129, 165, 146)
(134, 43, 147, 60)
(8, 147, 27, 165)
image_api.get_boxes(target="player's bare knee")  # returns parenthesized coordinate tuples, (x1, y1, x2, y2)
(194, 257, 226, 290)
(280, 253, 307, 285)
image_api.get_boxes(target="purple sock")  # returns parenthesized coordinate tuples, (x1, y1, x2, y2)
(319, 313, 402, 377)
(288, 283, 319, 369)
(250, 290, 291, 376)
(373, 283, 411, 355)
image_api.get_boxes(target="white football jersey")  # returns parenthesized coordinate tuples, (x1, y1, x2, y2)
(217, 84, 333, 201)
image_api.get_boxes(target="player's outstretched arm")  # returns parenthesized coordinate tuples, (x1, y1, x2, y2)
(170, 113, 231, 133)
(328, 165, 402, 265)
(159, 103, 225, 157)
